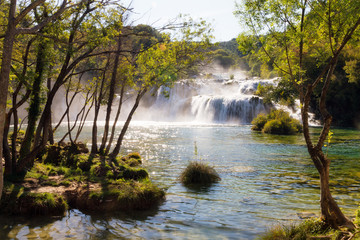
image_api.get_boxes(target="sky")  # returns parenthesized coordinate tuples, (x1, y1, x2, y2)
(122, 0, 244, 42)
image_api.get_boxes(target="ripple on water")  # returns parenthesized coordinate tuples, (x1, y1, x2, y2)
(4, 125, 359, 240)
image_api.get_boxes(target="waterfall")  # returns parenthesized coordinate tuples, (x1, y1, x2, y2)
(191, 95, 266, 123)
(136, 74, 278, 124)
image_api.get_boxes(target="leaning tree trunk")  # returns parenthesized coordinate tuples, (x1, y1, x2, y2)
(105, 81, 125, 155)
(99, 36, 122, 154)
(109, 89, 146, 159)
(301, 56, 355, 230)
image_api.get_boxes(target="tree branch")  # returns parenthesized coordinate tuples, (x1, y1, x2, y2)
(15, 0, 73, 35)
(14, 0, 45, 25)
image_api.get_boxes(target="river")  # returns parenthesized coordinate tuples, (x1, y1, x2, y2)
(1, 122, 359, 240)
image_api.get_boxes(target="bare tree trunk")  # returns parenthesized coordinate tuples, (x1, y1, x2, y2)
(0, 0, 17, 199)
(91, 59, 109, 154)
(47, 78, 54, 144)
(91, 102, 100, 154)
(105, 82, 125, 155)
(110, 89, 146, 159)
(2, 88, 31, 176)
(3, 114, 12, 176)
(74, 91, 94, 142)
(19, 38, 47, 163)
(99, 36, 122, 154)
(11, 109, 18, 172)
(59, 89, 92, 144)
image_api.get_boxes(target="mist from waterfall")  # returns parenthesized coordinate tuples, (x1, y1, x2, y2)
(133, 69, 279, 124)
(28, 66, 313, 127)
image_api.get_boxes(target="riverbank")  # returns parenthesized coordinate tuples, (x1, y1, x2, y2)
(1, 143, 165, 216)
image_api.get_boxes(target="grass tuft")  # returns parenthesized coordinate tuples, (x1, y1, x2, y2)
(259, 218, 330, 240)
(180, 161, 220, 185)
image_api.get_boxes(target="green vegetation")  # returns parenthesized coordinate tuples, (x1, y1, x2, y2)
(255, 80, 297, 107)
(259, 217, 360, 240)
(1, 182, 68, 216)
(0, 1, 213, 205)
(209, 38, 249, 71)
(252, 110, 302, 135)
(259, 219, 327, 240)
(84, 179, 165, 211)
(355, 207, 360, 227)
(237, 0, 360, 229)
(0, 143, 164, 215)
(180, 161, 220, 185)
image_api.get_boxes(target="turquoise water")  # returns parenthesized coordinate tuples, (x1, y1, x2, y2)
(1, 123, 359, 239)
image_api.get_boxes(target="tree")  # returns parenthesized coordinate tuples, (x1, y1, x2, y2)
(107, 19, 213, 158)
(235, 0, 360, 229)
(0, 0, 71, 199)
(17, 0, 117, 172)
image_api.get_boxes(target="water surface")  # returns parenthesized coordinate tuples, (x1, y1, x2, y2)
(1, 123, 359, 240)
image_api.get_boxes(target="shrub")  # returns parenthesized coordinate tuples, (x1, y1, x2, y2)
(263, 119, 284, 134)
(251, 109, 302, 135)
(251, 113, 267, 131)
(180, 161, 220, 185)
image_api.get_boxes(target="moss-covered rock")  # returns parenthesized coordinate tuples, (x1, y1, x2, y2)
(74, 180, 165, 212)
(18, 192, 68, 216)
(122, 166, 149, 180)
(76, 154, 93, 172)
(89, 158, 112, 178)
(117, 152, 142, 167)
(1, 184, 68, 216)
(42, 142, 90, 168)
(3, 148, 163, 216)
(43, 144, 63, 165)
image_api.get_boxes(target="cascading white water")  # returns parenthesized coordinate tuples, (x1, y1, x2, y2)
(136, 73, 279, 124)
(191, 95, 267, 123)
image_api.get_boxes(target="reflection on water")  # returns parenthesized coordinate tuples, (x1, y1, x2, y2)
(1, 123, 359, 239)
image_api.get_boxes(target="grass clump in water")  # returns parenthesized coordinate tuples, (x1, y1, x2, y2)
(180, 161, 220, 185)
